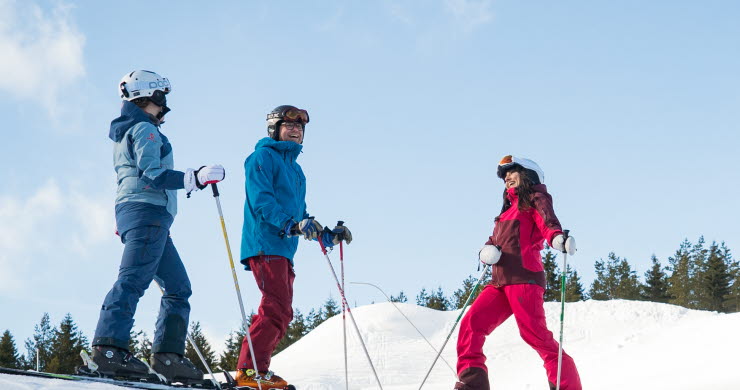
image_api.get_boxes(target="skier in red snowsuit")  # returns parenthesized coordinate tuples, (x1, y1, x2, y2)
(455, 155, 581, 390)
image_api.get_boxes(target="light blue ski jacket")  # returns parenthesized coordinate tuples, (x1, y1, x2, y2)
(109, 101, 184, 233)
(240, 137, 309, 269)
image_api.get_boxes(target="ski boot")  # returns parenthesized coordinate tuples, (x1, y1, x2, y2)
(150, 352, 211, 387)
(79, 345, 163, 382)
(453, 367, 489, 390)
(234, 368, 294, 390)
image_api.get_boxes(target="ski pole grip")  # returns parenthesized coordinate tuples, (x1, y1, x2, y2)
(211, 183, 220, 197)
(563, 229, 570, 240)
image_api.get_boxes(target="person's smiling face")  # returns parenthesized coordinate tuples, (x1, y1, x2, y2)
(279, 122, 304, 144)
(505, 170, 521, 189)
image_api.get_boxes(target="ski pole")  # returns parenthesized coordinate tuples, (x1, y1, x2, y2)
(318, 238, 384, 390)
(351, 282, 456, 376)
(418, 264, 490, 390)
(339, 222, 349, 390)
(210, 184, 262, 390)
(152, 280, 221, 390)
(556, 229, 570, 390)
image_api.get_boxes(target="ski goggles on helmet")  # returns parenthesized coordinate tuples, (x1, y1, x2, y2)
(280, 107, 309, 124)
(497, 155, 517, 179)
(149, 89, 171, 119)
(149, 89, 168, 108)
(496, 155, 544, 184)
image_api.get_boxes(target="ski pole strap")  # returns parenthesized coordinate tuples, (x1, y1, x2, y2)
(211, 183, 220, 197)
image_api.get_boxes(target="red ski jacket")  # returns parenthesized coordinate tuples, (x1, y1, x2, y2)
(485, 184, 563, 288)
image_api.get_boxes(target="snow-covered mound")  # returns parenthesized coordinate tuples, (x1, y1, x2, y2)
(1, 300, 738, 390)
(270, 300, 740, 390)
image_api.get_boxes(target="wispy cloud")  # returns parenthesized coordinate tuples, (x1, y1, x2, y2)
(444, 0, 494, 33)
(0, 0, 86, 122)
(0, 180, 114, 294)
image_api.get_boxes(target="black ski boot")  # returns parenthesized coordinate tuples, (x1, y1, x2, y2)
(454, 367, 489, 390)
(150, 352, 205, 386)
(87, 345, 158, 381)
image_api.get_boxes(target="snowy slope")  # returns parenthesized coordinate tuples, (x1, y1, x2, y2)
(2, 300, 739, 390)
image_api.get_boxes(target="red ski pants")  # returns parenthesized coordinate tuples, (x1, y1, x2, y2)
(456, 284, 582, 390)
(237, 256, 295, 371)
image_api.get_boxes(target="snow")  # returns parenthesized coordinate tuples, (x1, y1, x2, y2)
(2, 300, 739, 390)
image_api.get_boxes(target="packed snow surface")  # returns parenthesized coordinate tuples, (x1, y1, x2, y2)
(2, 300, 738, 389)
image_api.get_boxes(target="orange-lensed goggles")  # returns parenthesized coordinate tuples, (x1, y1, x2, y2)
(498, 155, 513, 165)
(283, 108, 309, 123)
(497, 155, 517, 178)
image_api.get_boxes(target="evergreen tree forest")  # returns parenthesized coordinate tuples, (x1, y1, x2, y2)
(1, 237, 737, 373)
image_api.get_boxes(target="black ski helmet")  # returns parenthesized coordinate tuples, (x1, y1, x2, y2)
(266, 105, 310, 141)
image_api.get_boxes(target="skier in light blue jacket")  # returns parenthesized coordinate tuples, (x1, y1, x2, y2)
(90, 70, 224, 384)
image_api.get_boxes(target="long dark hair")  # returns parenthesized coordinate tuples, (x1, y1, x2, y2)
(495, 165, 536, 221)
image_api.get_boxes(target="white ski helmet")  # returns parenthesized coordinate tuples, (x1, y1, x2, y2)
(497, 155, 545, 184)
(118, 70, 171, 102)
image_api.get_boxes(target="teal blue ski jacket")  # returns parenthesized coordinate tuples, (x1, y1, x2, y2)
(240, 137, 309, 269)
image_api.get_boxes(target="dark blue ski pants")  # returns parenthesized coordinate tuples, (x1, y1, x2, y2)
(93, 224, 192, 354)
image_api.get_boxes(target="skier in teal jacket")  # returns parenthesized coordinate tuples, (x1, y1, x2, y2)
(235, 105, 352, 389)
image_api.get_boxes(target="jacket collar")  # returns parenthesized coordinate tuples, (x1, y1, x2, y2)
(506, 184, 549, 201)
(255, 137, 303, 159)
(109, 101, 159, 142)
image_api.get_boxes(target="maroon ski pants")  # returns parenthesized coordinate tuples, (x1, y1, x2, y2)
(237, 255, 295, 371)
(456, 284, 582, 390)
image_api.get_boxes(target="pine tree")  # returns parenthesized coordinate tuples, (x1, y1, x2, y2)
(698, 242, 733, 312)
(274, 309, 309, 355)
(129, 330, 152, 362)
(184, 322, 215, 374)
(589, 256, 614, 300)
(17, 354, 31, 370)
(46, 313, 89, 374)
(642, 255, 671, 303)
(129, 329, 143, 356)
(667, 239, 696, 308)
(390, 291, 408, 303)
(565, 265, 585, 302)
(542, 249, 560, 302)
(0, 330, 21, 369)
(218, 323, 247, 371)
(451, 275, 480, 309)
(416, 288, 430, 307)
(417, 287, 450, 310)
(613, 255, 642, 300)
(322, 297, 341, 320)
(588, 253, 641, 300)
(723, 244, 740, 313)
(24, 313, 55, 371)
(688, 236, 708, 308)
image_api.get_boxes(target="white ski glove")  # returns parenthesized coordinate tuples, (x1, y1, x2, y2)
(196, 165, 225, 187)
(552, 234, 577, 255)
(479, 245, 502, 265)
(184, 165, 225, 194)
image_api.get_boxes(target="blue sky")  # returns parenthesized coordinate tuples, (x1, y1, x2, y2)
(1, 0, 739, 355)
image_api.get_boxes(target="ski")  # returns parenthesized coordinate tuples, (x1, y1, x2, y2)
(0, 366, 183, 389)
(76, 349, 218, 389)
